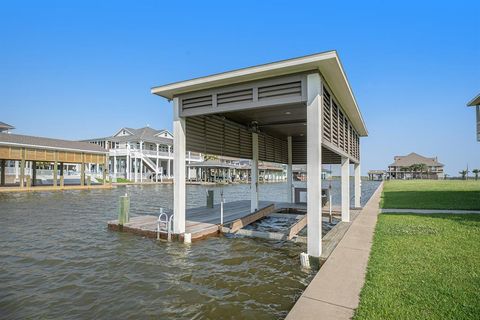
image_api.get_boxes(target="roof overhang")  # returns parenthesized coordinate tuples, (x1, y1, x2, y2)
(151, 51, 368, 136)
(467, 93, 480, 107)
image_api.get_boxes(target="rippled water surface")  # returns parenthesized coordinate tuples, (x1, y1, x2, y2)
(0, 180, 380, 319)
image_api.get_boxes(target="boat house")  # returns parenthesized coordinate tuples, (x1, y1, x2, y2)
(151, 51, 368, 258)
(0, 129, 109, 190)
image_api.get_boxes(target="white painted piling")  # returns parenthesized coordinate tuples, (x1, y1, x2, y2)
(300, 252, 310, 268)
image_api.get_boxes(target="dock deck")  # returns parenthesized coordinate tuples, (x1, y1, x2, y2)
(108, 200, 308, 241)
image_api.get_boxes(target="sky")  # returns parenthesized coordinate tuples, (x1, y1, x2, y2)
(1, 0, 479, 176)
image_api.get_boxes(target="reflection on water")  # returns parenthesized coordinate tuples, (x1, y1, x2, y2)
(0, 180, 380, 319)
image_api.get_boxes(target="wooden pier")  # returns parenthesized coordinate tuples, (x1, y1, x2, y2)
(108, 200, 309, 241)
(107, 199, 356, 246)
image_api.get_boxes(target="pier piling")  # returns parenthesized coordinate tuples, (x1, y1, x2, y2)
(118, 194, 130, 225)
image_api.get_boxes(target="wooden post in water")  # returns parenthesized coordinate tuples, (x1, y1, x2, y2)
(31, 161, 37, 186)
(53, 158, 58, 187)
(118, 194, 130, 225)
(80, 154, 85, 186)
(20, 149, 26, 188)
(0, 159, 5, 186)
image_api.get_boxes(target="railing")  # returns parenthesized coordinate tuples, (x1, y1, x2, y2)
(109, 148, 202, 161)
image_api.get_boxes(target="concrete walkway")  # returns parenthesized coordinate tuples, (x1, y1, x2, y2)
(380, 208, 480, 214)
(286, 182, 384, 320)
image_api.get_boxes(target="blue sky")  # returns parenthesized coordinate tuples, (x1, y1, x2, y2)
(1, 1, 479, 175)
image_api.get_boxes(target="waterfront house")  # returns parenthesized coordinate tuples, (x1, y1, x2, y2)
(368, 170, 386, 181)
(467, 93, 480, 142)
(83, 126, 203, 182)
(0, 121, 14, 133)
(387, 152, 444, 179)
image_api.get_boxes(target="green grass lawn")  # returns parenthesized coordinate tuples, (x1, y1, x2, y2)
(381, 180, 480, 210)
(354, 213, 480, 320)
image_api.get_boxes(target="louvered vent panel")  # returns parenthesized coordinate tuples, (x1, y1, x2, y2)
(186, 115, 254, 159)
(322, 87, 331, 142)
(349, 125, 354, 156)
(338, 111, 345, 150)
(182, 95, 213, 110)
(224, 122, 241, 158)
(258, 134, 267, 160)
(344, 117, 349, 153)
(205, 116, 224, 155)
(239, 130, 252, 159)
(258, 81, 302, 100)
(217, 89, 253, 106)
(187, 115, 288, 163)
(332, 101, 339, 147)
(292, 140, 307, 164)
(280, 139, 288, 163)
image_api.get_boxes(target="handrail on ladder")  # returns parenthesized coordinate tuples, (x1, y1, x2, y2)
(157, 208, 168, 240)
(157, 208, 175, 241)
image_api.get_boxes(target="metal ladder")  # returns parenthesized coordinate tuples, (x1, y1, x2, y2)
(157, 208, 175, 241)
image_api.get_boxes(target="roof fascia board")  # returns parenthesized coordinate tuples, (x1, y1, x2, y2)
(0, 141, 107, 154)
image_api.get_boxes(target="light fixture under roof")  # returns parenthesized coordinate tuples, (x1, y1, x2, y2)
(285, 111, 291, 115)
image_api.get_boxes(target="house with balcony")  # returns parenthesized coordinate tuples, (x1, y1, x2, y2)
(0, 121, 14, 133)
(82, 126, 203, 182)
(387, 152, 444, 180)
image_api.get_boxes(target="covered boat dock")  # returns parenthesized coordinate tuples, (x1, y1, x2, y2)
(0, 132, 110, 191)
(151, 51, 368, 259)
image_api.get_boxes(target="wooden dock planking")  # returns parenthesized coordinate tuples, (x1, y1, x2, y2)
(107, 199, 355, 245)
(108, 200, 277, 241)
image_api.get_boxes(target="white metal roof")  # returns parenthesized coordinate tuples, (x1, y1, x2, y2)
(151, 51, 368, 136)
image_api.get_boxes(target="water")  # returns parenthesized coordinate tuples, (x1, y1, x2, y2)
(0, 180, 380, 319)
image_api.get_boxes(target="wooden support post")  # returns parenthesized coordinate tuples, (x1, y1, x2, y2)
(80, 155, 85, 186)
(0, 159, 5, 186)
(32, 161, 37, 187)
(103, 155, 108, 184)
(118, 194, 130, 225)
(20, 150, 26, 188)
(53, 153, 58, 187)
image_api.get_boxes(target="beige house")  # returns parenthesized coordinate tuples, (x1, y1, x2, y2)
(387, 152, 444, 180)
